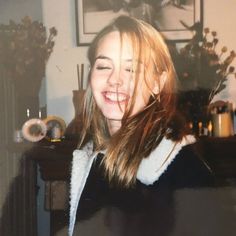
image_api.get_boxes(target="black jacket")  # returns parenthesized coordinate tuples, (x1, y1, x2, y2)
(71, 139, 236, 236)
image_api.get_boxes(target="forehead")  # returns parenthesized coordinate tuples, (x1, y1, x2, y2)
(95, 31, 133, 59)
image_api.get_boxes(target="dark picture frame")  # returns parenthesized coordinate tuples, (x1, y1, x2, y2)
(75, 0, 203, 46)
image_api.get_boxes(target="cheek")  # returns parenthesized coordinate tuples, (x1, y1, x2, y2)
(136, 77, 151, 104)
(142, 90, 151, 104)
(90, 77, 95, 91)
(138, 89, 150, 107)
(90, 69, 109, 91)
(90, 71, 100, 93)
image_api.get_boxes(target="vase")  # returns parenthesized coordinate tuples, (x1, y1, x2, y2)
(72, 90, 86, 118)
(64, 90, 86, 138)
(178, 89, 211, 136)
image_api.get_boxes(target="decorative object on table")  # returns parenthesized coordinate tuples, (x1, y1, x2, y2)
(21, 118, 47, 142)
(74, 63, 86, 116)
(13, 130, 24, 143)
(0, 16, 57, 127)
(209, 100, 234, 137)
(43, 116, 66, 142)
(65, 64, 86, 137)
(171, 24, 236, 134)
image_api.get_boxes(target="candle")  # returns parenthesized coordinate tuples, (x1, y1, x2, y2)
(27, 109, 30, 118)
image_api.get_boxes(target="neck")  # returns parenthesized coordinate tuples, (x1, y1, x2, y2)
(107, 119, 121, 135)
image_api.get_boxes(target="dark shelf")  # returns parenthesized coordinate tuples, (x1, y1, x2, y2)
(26, 136, 236, 182)
(197, 136, 236, 180)
(28, 138, 78, 181)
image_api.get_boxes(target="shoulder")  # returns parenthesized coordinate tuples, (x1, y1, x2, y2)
(165, 142, 214, 188)
(137, 135, 214, 187)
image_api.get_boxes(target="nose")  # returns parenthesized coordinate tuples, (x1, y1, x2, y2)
(107, 68, 123, 87)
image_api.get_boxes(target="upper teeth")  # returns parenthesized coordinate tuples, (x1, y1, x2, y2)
(105, 92, 127, 102)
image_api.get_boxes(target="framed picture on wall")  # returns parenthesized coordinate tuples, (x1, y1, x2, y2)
(75, 0, 202, 45)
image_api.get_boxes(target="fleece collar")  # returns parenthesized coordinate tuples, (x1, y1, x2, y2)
(137, 135, 195, 185)
(69, 135, 195, 235)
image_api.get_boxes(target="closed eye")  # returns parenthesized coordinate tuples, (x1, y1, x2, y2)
(125, 68, 134, 73)
(96, 66, 112, 70)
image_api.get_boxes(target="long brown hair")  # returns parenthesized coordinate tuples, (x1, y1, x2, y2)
(79, 15, 184, 187)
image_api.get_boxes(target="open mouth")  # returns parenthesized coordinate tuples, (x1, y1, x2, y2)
(102, 91, 129, 103)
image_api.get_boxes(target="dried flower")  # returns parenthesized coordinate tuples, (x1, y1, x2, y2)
(228, 66, 235, 73)
(211, 31, 217, 37)
(204, 28, 210, 34)
(0, 16, 57, 93)
(170, 25, 235, 129)
(221, 46, 227, 53)
(49, 27, 57, 36)
(213, 38, 218, 46)
(175, 27, 235, 102)
(230, 50, 236, 57)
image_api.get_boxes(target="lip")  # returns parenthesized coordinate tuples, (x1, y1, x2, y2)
(102, 91, 130, 104)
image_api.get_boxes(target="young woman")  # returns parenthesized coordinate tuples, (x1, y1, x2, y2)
(69, 16, 232, 236)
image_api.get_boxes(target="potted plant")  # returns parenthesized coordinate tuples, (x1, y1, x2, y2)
(170, 25, 236, 133)
(0, 16, 57, 95)
(0, 16, 57, 126)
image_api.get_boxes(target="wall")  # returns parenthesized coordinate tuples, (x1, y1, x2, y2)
(203, 0, 236, 105)
(43, 0, 236, 124)
(0, 0, 42, 23)
(42, 0, 89, 124)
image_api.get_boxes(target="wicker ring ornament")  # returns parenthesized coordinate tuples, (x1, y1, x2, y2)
(22, 118, 47, 142)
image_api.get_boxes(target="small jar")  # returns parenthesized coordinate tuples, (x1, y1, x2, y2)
(212, 113, 234, 137)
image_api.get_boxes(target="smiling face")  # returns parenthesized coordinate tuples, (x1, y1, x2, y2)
(90, 31, 152, 134)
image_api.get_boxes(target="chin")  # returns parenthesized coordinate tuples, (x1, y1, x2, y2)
(102, 111, 124, 121)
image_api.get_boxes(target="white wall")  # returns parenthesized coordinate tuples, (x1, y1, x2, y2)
(42, 0, 89, 124)
(0, 0, 42, 23)
(203, 0, 236, 106)
(42, 0, 236, 124)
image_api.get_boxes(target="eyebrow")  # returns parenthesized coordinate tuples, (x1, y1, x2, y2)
(95, 55, 112, 61)
(95, 55, 133, 63)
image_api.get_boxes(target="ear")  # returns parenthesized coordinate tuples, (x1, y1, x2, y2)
(153, 71, 167, 94)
